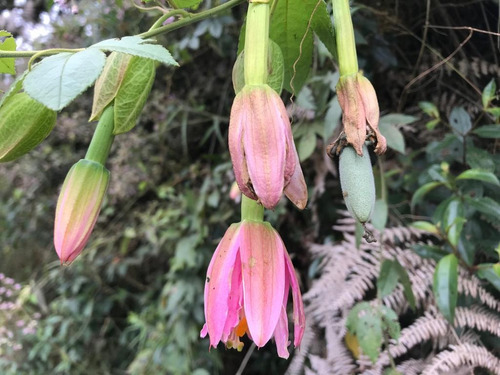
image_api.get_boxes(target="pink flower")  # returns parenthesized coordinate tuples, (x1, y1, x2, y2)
(229, 84, 307, 210)
(200, 220, 305, 358)
(54, 159, 109, 264)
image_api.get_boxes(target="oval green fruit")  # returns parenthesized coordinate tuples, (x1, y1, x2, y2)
(0, 93, 57, 162)
(339, 144, 376, 223)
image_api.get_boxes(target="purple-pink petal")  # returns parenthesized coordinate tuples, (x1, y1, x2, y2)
(284, 248, 306, 347)
(203, 223, 242, 347)
(240, 221, 285, 347)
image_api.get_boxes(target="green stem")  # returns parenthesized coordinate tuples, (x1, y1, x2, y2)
(331, 0, 358, 75)
(139, 0, 246, 39)
(244, 1, 270, 85)
(0, 0, 246, 59)
(148, 9, 192, 31)
(85, 106, 115, 165)
(28, 48, 84, 69)
(241, 195, 264, 222)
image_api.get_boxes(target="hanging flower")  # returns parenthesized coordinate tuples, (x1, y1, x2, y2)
(228, 84, 307, 210)
(200, 220, 305, 359)
(53, 159, 109, 264)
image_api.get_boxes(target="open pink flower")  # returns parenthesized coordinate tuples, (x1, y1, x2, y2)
(200, 220, 305, 359)
(229, 84, 307, 210)
(54, 159, 109, 264)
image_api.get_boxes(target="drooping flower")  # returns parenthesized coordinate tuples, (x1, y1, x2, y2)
(54, 159, 109, 264)
(336, 72, 386, 156)
(228, 84, 307, 210)
(200, 220, 305, 359)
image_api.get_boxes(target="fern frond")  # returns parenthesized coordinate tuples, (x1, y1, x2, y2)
(421, 343, 500, 375)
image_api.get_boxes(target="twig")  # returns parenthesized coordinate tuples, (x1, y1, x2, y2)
(235, 342, 256, 375)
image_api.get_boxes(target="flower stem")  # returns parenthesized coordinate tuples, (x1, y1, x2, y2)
(331, 0, 358, 75)
(241, 195, 264, 222)
(244, 1, 270, 85)
(85, 106, 115, 165)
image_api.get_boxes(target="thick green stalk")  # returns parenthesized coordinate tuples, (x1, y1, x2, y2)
(332, 0, 358, 75)
(244, 1, 270, 85)
(85, 106, 115, 165)
(241, 195, 264, 222)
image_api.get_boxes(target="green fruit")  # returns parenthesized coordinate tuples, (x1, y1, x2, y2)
(339, 144, 375, 223)
(0, 93, 57, 162)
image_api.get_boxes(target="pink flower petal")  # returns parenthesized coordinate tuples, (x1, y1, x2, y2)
(274, 305, 290, 359)
(203, 223, 242, 347)
(284, 249, 305, 347)
(284, 149, 308, 210)
(242, 86, 287, 209)
(221, 254, 243, 341)
(240, 221, 286, 347)
(229, 91, 257, 200)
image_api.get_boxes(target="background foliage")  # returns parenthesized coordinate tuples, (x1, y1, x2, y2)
(0, 0, 499, 374)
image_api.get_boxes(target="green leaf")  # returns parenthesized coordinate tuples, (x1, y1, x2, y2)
(433, 254, 458, 324)
(486, 107, 500, 118)
(356, 308, 383, 363)
(380, 305, 401, 340)
(377, 260, 399, 298)
(472, 124, 500, 139)
(411, 221, 439, 235)
(379, 113, 417, 126)
(90, 52, 133, 121)
(270, 0, 316, 94)
(89, 36, 178, 66)
(482, 79, 496, 108)
(457, 237, 475, 266)
(170, 0, 202, 9)
(412, 244, 447, 261)
(0, 30, 16, 74)
(426, 118, 440, 130)
(393, 261, 416, 310)
(419, 101, 439, 118)
(456, 169, 500, 186)
(298, 129, 317, 161)
(464, 196, 500, 222)
(324, 94, 342, 140)
(113, 57, 156, 134)
(379, 121, 405, 154)
(310, 0, 337, 59)
(0, 70, 28, 108)
(476, 264, 500, 292)
(23, 49, 106, 111)
(371, 199, 388, 231)
(449, 106, 472, 137)
(232, 40, 284, 95)
(442, 199, 465, 247)
(346, 302, 371, 332)
(411, 181, 444, 209)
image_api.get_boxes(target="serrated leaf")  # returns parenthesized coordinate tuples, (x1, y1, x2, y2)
(419, 101, 439, 118)
(298, 129, 317, 161)
(23, 49, 106, 111)
(465, 196, 500, 222)
(472, 124, 500, 139)
(411, 181, 444, 209)
(377, 259, 399, 298)
(433, 254, 458, 324)
(393, 261, 416, 310)
(449, 106, 472, 137)
(310, 0, 337, 59)
(476, 264, 500, 292)
(91, 52, 133, 121)
(371, 199, 388, 231)
(411, 221, 439, 235)
(482, 79, 496, 108)
(113, 57, 156, 134)
(442, 199, 465, 247)
(0, 30, 16, 74)
(89, 36, 178, 66)
(456, 169, 500, 186)
(270, 0, 316, 94)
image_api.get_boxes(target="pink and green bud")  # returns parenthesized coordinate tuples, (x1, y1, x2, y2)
(229, 84, 307, 209)
(200, 219, 305, 358)
(54, 159, 109, 264)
